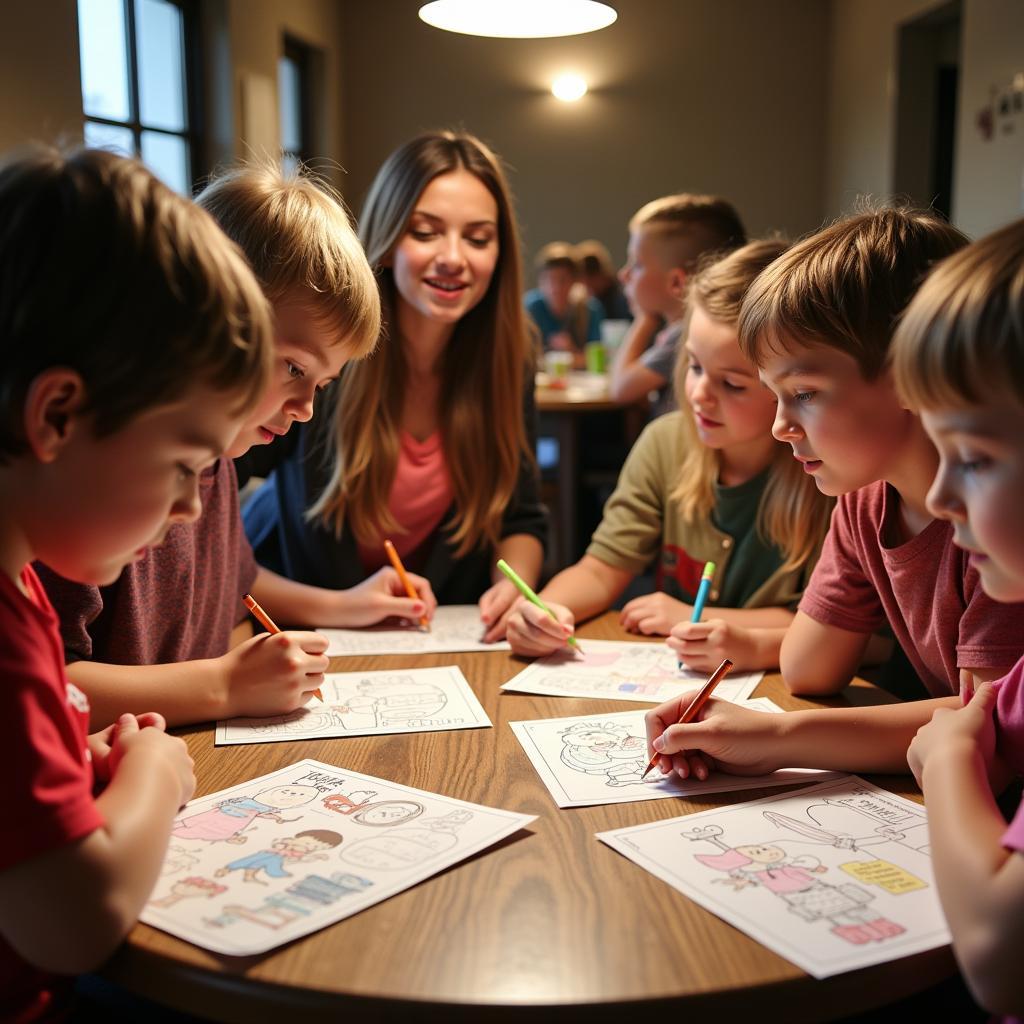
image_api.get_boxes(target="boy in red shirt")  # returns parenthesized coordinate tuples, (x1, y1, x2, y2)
(0, 147, 271, 1020)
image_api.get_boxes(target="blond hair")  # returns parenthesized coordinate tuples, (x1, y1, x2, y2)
(739, 204, 968, 378)
(892, 217, 1024, 411)
(670, 239, 833, 572)
(534, 241, 579, 275)
(309, 131, 535, 557)
(0, 146, 271, 462)
(630, 194, 746, 273)
(196, 158, 380, 359)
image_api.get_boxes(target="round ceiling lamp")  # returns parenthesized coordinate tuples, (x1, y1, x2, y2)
(418, 1, 617, 39)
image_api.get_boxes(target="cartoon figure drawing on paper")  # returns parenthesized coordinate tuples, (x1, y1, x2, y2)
(161, 844, 200, 877)
(321, 784, 379, 816)
(149, 876, 227, 908)
(331, 677, 447, 730)
(172, 785, 319, 844)
(559, 722, 648, 787)
(214, 830, 343, 885)
(340, 811, 472, 870)
(684, 825, 906, 945)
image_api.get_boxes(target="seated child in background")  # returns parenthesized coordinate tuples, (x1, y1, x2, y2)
(507, 240, 834, 671)
(610, 193, 746, 418)
(524, 241, 603, 366)
(645, 219, 1024, 1019)
(36, 160, 430, 730)
(736, 205, 1021, 699)
(0, 147, 269, 1018)
(576, 239, 632, 322)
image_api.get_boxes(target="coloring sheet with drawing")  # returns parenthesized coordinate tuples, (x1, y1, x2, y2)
(216, 666, 490, 746)
(500, 639, 762, 704)
(143, 759, 535, 956)
(597, 776, 949, 977)
(318, 605, 510, 656)
(510, 705, 835, 808)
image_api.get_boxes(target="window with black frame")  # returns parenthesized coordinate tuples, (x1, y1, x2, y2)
(77, 0, 199, 195)
(279, 36, 313, 173)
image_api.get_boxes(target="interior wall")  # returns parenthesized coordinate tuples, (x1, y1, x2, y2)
(338, 0, 831, 271)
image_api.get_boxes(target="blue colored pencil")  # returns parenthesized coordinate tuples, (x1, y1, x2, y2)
(678, 561, 716, 670)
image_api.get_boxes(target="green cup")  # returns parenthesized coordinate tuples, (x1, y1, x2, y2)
(585, 341, 607, 374)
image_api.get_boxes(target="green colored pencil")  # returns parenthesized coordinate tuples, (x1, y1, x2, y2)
(497, 559, 582, 651)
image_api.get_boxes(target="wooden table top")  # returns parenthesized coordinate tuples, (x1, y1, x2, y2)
(104, 613, 953, 1023)
(536, 372, 637, 412)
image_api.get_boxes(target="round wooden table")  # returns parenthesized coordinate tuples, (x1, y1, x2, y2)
(103, 613, 954, 1023)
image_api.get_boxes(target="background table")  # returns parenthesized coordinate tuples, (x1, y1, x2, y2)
(104, 613, 954, 1023)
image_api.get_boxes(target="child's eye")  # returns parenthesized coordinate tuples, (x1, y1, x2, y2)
(723, 380, 746, 393)
(957, 456, 991, 474)
(688, 360, 702, 374)
(177, 463, 196, 482)
(286, 361, 304, 380)
(793, 391, 815, 404)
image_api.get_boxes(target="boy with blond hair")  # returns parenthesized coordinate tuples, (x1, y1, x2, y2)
(611, 193, 746, 416)
(37, 160, 432, 729)
(0, 146, 270, 1016)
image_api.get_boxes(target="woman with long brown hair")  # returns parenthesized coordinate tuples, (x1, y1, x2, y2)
(240, 131, 546, 640)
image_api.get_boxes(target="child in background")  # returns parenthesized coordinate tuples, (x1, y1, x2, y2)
(610, 194, 746, 418)
(37, 160, 404, 729)
(644, 218, 1024, 1019)
(0, 147, 269, 1018)
(507, 240, 834, 670)
(576, 239, 632, 322)
(524, 241, 603, 366)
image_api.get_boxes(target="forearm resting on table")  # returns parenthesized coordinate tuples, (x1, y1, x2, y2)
(252, 566, 342, 626)
(541, 555, 633, 622)
(69, 657, 228, 729)
(780, 612, 880, 695)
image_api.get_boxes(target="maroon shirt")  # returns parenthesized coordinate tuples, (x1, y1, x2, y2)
(36, 458, 256, 666)
(800, 481, 1024, 697)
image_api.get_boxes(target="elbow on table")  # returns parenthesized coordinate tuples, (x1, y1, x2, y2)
(780, 662, 851, 697)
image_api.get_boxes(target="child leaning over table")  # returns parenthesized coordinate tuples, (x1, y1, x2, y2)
(507, 240, 835, 671)
(36, 160, 431, 730)
(0, 147, 271, 1020)
(645, 216, 1024, 1021)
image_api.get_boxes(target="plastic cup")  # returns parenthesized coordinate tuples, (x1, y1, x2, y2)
(585, 341, 607, 374)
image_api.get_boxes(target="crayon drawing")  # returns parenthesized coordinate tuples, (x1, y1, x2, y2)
(597, 776, 949, 977)
(501, 639, 762, 704)
(216, 666, 491, 746)
(143, 759, 536, 955)
(510, 708, 836, 808)
(318, 604, 510, 656)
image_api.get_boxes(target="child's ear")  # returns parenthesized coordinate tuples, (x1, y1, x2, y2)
(22, 369, 88, 462)
(667, 267, 689, 298)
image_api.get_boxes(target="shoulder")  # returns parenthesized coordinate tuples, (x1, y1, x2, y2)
(622, 413, 686, 478)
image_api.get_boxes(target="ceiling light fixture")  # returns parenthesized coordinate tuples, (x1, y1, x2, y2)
(552, 74, 588, 101)
(418, 1, 617, 39)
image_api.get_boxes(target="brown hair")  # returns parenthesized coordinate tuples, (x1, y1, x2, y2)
(196, 158, 380, 359)
(630, 194, 746, 273)
(892, 217, 1024, 410)
(534, 241, 579, 276)
(0, 146, 271, 463)
(671, 239, 833, 572)
(575, 239, 615, 278)
(738, 204, 969, 378)
(309, 131, 535, 557)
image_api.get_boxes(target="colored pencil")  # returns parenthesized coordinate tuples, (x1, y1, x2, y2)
(496, 558, 581, 651)
(243, 593, 323, 702)
(679, 559, 716, 670)
(640, 657, 733, 780)
(383, 539, 430, 632)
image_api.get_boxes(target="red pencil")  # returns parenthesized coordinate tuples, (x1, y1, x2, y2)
(243, 593, 323, 703)
(640, 658, 733, 780)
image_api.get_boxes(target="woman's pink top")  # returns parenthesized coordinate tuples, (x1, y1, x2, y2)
(357, 431, 453, 572)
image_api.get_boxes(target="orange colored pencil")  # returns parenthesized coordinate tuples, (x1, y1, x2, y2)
(640, 657, 733, 780)
(243, 593, 323, 702)
(383, 539, 430, 632)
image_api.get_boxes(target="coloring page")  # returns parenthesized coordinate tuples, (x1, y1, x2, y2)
(143, 759, 535, 955)
(501, 639, 762, 704)
(216, 666, 490, 746)
(318, 605, 510, 656)
(597, 776, 949, 977)
(510, 707, 834, 808)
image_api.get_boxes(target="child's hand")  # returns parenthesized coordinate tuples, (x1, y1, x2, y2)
(505, 597, 576, 656)
(645, 695, 785, 779)
(88, 711, 166, 783)
(907, 681, 998, 789)
(220, 631, 329, 717)
(336, 567, 437, 627)
(107, 712, 195, 806)
(619, 592, 691, 636)
(667, 619, 757, 672)
(478, 578, 520, 643)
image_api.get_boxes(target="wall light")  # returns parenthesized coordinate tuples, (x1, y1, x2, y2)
(552, 74, 588, 102)
(418, 1, 617, 39)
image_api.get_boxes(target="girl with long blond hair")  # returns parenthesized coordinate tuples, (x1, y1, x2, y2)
(240, 131, 545, 640)
(506, 239, 834, 670)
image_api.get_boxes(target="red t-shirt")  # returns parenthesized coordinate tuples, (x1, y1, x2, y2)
(799, 482, 1024, 697)
(0, 565, 103, 1022)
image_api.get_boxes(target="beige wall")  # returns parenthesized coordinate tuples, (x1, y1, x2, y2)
(338, 0, 831, 270)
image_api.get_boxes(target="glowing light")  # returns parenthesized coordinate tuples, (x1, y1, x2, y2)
(551, 73, 588, 102)
(418, 1, 616, 39)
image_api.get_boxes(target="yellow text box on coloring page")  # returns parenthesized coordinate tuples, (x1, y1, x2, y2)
(840, 859, 927, 894)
